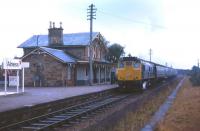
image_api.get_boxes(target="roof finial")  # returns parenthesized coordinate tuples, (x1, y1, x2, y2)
(49, 21, 52, 28)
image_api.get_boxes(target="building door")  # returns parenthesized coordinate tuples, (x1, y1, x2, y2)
(33, 64, 44, 87)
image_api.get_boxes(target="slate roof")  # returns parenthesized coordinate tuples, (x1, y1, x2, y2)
(18, 32, 99, 48)
(22, 47, 76, 63)
(40, 47, 76, 63)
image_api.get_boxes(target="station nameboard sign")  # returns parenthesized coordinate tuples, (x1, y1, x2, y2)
(3, 59, 22, 69)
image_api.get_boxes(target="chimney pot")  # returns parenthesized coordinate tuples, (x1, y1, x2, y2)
(53, 22, 55, 28)
(60, 22, 62, 28)
(49, 21, 52, 28)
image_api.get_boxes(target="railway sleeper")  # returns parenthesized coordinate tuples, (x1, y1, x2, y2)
(77, 107, 92, 109)
(31, 123, 48, 126)
(22, 126, 41, 130)
(59, 113, 72, 116)
(85, 105, 98, 107)
(40, 120, 58, 123)
(64, 113, 78, 116)
(77, 107, 90, 110)
(47, 118, 65, 121)
(73, 108, 89, 111)
(68, 111, 83, 113)
(63, 115, 77, 118)
(64, 112, 77, 114)
(86, 105, 98, 109)
(69, 110, 85, 113)
(54, 115, 69, 118)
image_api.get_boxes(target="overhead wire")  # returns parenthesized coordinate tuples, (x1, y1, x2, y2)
(64, 4, 166, 29)
(97, 9, 166, 29)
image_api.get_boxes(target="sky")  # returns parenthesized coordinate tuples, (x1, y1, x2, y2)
(0, 0, 199, 69)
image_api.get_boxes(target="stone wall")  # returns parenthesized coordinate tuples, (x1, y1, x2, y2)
(23, 53, 72, 87)
(64, 47, 87, 60)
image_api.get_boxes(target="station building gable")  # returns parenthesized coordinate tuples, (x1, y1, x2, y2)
(22, 47, 76, 87)
(18, 23, 112, 87)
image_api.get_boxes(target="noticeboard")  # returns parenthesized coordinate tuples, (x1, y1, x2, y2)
(9, 76, 19, 86)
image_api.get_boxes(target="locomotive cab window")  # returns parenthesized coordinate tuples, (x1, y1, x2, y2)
(133, 63, 140, 68)
(118, 61, 124, 68)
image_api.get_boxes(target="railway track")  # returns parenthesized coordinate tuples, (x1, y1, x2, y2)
(81, 77, 181, 131)
(0, 94, 129, 131)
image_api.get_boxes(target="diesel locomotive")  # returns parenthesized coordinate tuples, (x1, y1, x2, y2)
(116, 57, 177, 89)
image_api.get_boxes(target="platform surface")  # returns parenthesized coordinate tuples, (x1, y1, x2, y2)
(0, 84, 117, 112)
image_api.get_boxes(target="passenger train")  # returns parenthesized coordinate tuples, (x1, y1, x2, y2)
(116, 57, 177, 89)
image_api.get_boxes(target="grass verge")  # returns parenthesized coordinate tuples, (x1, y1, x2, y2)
(156, 77, 200, 131)
(110, 78, 181, 131)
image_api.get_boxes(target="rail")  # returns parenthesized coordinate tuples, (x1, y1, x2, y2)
(0, 94, 129, 131)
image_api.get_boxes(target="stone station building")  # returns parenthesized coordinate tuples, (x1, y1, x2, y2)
(18, 22, 112, 87)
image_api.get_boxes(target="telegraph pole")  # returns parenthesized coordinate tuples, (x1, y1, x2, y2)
(87, 4, 97, 85)
(198, 59, 199, 68)
(149, 48, 152, 62)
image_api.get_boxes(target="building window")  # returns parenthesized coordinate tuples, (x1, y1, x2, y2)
(95, 46, 98, 58)
(67, 65, 72, 80)
(98, 49, 100, 59)
(100, 49, 101, 59)
(93, 47, 95, 58)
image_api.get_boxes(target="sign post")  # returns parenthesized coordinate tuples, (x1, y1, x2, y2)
(21, 62, 29, 92)
(17, 70, 19, 93)
(3, 59, 29, 95)
(3, 59, 21, 95)
(4, 69, 7, 95)
(22, 68, 24, 92)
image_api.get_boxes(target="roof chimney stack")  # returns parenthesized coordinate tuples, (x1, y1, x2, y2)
(48, 22, 64, 46)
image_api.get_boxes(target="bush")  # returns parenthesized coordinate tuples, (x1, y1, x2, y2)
(190, 66, 200, 86)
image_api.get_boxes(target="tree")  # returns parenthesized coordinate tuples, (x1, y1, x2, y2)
(106, 43, 125, 63)
(190, 66, 200, 86)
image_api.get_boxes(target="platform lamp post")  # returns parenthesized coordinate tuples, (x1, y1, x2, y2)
(34, 35, 40, 87)
(149, 48, 152, 62)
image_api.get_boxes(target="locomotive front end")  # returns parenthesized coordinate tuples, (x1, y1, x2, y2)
(116, 57, 142, 87)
